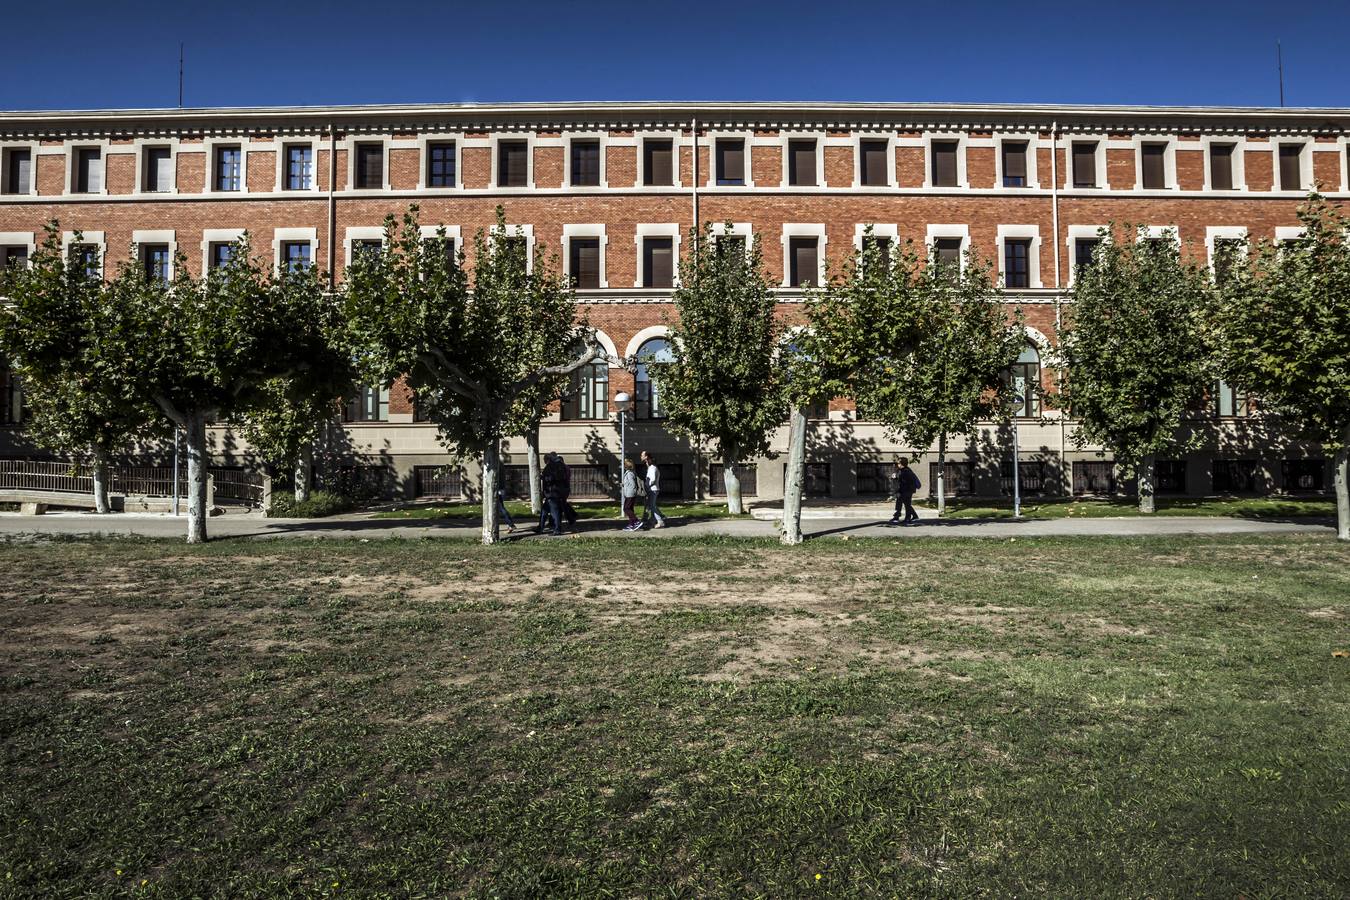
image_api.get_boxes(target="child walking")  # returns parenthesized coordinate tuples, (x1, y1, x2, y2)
(620, 458, 640, 531)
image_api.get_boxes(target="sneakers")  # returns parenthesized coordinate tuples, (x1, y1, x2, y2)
(653, 520, 666, 529)
(622, 522, 641, 532)
(887, 517, 900, 526)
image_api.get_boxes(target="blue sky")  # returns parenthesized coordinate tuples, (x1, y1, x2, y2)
(3, 1, 1347, 110)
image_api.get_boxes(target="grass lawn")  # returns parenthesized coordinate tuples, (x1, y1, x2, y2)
(374, 499, 737, 521)
(919, 495, 1337, 520)
(2, 535, 1347, 896)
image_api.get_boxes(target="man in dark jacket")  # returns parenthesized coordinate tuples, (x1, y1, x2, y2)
(889, 457, 921, 526)
(540, 453, 568, 535)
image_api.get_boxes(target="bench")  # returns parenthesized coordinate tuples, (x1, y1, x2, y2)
(0, 490, 124, 514)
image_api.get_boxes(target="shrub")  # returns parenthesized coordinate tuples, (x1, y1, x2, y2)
(266, 490, 355, 519)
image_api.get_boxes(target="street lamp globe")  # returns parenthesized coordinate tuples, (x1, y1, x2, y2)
(614, 391, 631, 412)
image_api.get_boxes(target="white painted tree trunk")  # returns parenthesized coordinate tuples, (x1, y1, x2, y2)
(936, 433, 947, 518)
(1138, 453, 1156, 514)
(481, 438, 501, 546)
(293, 443, 312, 502)
(527, 424, 542, 516)
(781, 405, 807, 545)
(722, 451, 743, 515)
(1335, 430, 1348, 542)
(185, 410, 209, 543)
(92, 452, 111, 514)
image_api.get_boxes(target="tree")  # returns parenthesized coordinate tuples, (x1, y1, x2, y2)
(653, 225, 785, 515)
(0, 225, 160, 512)
(239, 375, 348, 503)
(343, 207, 597, 545)
(1212, 194, 1350, 540)
(1059, 227, 1216, 513)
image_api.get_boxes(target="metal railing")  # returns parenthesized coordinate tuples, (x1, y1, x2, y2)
(0, 459, 93, 494)
(0, 459, 265, 506)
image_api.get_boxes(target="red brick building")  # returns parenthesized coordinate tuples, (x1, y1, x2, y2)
(1, 101, 1345, 501)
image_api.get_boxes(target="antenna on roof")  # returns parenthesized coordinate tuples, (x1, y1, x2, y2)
(178, 43, 184, 108)
(1277, 41, 1285, 107)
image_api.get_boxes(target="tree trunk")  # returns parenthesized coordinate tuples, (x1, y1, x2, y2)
(936, 433, 947, 518)
(185, 410, 209, 544)
(722, 451, 743, 515)
(1138, 453, 1156, 514)
(481, 438, 501, 546)
(92, 451, 111, 514)
(781, 404, 807, 545)
(293, 443, 313, 503)
(526, 424, 542, 516)
(1335, 431, 1349, 542)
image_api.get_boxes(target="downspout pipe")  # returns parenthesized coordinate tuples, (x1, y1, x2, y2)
(1050, 119, 1068, 493)
(326, 122, 337, 290)
(691, 117, 700, 245)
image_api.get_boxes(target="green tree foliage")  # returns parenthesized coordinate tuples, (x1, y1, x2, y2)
(239, 375, 350, 503)
(1059, 227, 1216, 513)
(343, 207, 597, 544)
(653, 225, 785, 514)
(0, 225, 161, 512)
(1212, 194, 1350, 540)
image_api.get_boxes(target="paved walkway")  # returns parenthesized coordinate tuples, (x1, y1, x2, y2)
(0, 510, 1334, 541)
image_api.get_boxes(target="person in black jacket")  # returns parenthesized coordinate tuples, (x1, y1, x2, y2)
(540, 453, 568, 535)
(889, 457, 921, 526)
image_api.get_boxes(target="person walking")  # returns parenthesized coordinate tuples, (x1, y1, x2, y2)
(495, 486, 517, 534)
(889, 457, 921, 526)
(560, 458, 578, 526)
(541, 453, 568, 535)
(620, 458, 641, 531)
(640, 450, 667, 529)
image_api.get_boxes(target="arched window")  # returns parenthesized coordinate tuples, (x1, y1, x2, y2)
(634, 338, 674, 419)
(1008, 344, 1041, 416)
(561, 356, 608, 421)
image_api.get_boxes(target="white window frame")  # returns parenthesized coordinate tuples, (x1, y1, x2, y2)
(276, 138, 321, 192)
(131, 229, 177, 279)
(490, 133, 535, 191)
(346, 136, 390, 192)
(416, 132, 463, 192)
(1273, 139, 1312, 193)
(1065, 224, 1110, 286)
(273, 227, 319, 274)
(781, 223, 827, 288)
(203, 137, 248, 194)
(61, 230, 105, 276)
(1136, 225, 1179, 245)
(0, 142, 39, 196)
(852, 133, 896, 189)
(0, 231, 37, 265)
(201, 228, 246, 273)
(634, 223, 682, 288)
(343, 226, 386, 268)
(635, 131, 683, 189)
(995, 225, 1042, 289)
(562, 132, 608, 190)
(1339, 136, 1350, 193)
(781, 131, 826, 189)
(1064, 135, 1109, 190)
(852, 222, 900, 258)
(993, 133, 1040, 190)
(1200, 136, 1246, 192)
(925, 224, 970, 272)
(1275, 225, 1306, 244)
(1204, 226, 1248, 274)
(624, 324, 673, 360)
(417, 223, 463, 253)
(561, 223, 608, 289)
(922, 132, 968, 190)
(491, 222, 535, 272)
(133, 139, 179, 196)
(65, 139, 110, 196)
(708, 221, 753, 258)
(707, 131, 755, 189)
(1133, 135, 1178, 191)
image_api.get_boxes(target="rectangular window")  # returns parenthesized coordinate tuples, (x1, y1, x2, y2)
(421, 237, 456, 269)
(928, 461, 973, 497)
(933, 237, 962, 271)
(285, 144, 313, 190)
(1282, 458, 1325, 493)
(1212, 459, 1258, 493)
(213, 146, 241, 192)
(569, 237, 600, 289)
(862, 235, 892, 268)
(497, 140, 528, 187)
(414, 465, 463, 499)
(1074, 237, 1102, 272)
(855, 462, 891, 496)
(0, 246, 29, 270)
(71, 244, 99, 279)
(354, 143, 383, 189)
(1001, 461, 1045, 496)
(1140, 142, 1167, 189)
(427, 141, 456, 188)
(715, 138, 745, 185)
(1073, 460, 1115, 496)
(716, 234, 746, 259)
(1214, 379, 1248, 417)
(788, 236, 819, 287)
(1001, 141, 1028, 187)
(2, 148, 31, 194)
(144, 146, 172, 192)
(352, 239, 382, 263)
(209, 242, 234, 270)
(141, 244, 170, 283)
(570, 139, 601, 186)
(560, 362, 608, 420)
(1003, 238, 1031, 288)
(1156, 460, 1187, 494)
(930, 140, 958, 187)
(643, 138, 673, 186)
(1209, 143, 1235, 190)
(344, 385, 390, 422)
(282, 241, 311, 272)
(642, 237, 674, 288)
(0, 369, 24, 425)
(709, 464, 757, 497)
(859, 139, 889, 186)
(499, 235, 527, 268)
(788, 139, 817, 186)
(1212, 238, 1243, 285)
(802, 462, 831, 497)
(75, 147, 102, 193)
(1072, 141, 1098, 188)
(1278, 144, 1303, 191)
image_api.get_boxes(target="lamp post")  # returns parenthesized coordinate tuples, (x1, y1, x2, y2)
(613, 391, 631, 465)
(1009, 394, 1024, 519)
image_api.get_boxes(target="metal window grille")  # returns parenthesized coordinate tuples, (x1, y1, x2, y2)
(709, 463, 757, 496)
(414, 465, 463, 499)
(1073, 461, 1115, 496)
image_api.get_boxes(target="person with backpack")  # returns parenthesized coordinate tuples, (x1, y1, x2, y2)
(619, 458, 641, 531)
(889, 457, 922, 526)
(540, 453, 568, 536)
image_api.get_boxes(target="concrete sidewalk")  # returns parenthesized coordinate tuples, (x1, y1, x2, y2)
(0, 509, 1334, 541)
